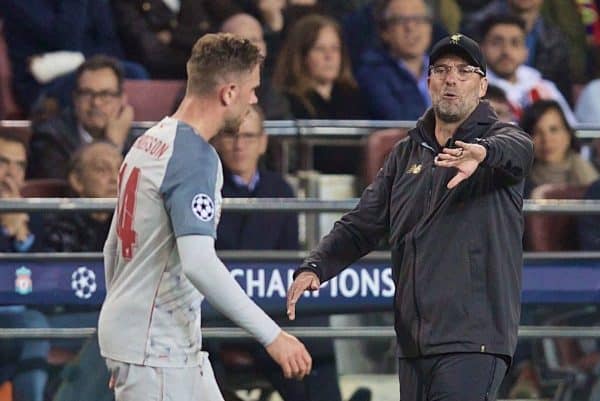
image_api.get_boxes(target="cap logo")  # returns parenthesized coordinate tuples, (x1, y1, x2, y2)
(450, 34, 462, 44)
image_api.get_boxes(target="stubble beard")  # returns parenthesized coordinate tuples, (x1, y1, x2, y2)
(221, 114, 244, 134)
(433, 101, 464, 123)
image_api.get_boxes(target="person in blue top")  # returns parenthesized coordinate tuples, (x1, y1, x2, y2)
(355, 0, 433, 120)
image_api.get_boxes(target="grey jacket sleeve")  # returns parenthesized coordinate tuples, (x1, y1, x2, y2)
(177, 235, 281, 346)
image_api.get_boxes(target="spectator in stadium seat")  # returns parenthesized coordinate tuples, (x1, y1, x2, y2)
(0, 130, 40, 252)
(462, 0, 574, 102)
(111, 0, 240, 79)
(213, 105, 298, 251)
(540, 0, 594, 88)
(354, 0, 433, 120)
(220, 13, 291, 120)
(0, 130, 49, 401)
(211, 104, 348, 401)
(273, 13, 367, 174)
(0, 0, 148, 114)
(28, 56, 135, 180)
(520, 99, 598, 198)
(273, 14, 367, 120)
(575, 79, 600, 124)
(341, 0, 449, 74)
(244, 0, 332, 66)
(480, 14, 576, 124)
(41, 141, 121, 252)
(575, 79, 600, 170)
(483, 84, 517, 123)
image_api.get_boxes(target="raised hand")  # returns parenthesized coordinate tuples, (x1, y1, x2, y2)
(434, 140, 487, 189)
(106, 101, 134, 149)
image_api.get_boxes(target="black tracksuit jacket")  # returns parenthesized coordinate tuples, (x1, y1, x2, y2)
(297, 102, 534, 361)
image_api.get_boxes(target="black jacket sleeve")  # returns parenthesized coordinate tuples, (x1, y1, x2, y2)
(296, 147, 399, 282)
(478, 123, 534, 184)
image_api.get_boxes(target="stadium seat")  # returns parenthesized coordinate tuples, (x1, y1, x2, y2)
(21, 179, 70, 198)
(122, 80, 185, 121)
(524, 184, 590, 251)
(362, 128, 408, 185)
(0, 380, 11, 401)
(0, 124, 31, 145)
(532, 305, 600, 401)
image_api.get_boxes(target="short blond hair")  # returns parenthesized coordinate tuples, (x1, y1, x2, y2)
(186, 33, 264, 96)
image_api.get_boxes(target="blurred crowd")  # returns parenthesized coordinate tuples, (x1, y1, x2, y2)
(1, 1, 600, 401)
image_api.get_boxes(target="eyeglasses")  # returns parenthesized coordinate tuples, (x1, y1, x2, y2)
(219, 132, 263, 143)
(75, 89, 121, 103)
(429, 64, 485, 80)
(384, 15, 432, 27)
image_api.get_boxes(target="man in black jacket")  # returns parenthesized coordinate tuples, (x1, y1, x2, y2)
(28, 56, 135, 180)
(288, 34, 534, 401)
(42, 141, 121, 252)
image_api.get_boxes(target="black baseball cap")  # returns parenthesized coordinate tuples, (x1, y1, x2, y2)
(429, 33, 486, 76)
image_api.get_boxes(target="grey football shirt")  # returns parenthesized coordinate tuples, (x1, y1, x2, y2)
(98, 117, 223, 367)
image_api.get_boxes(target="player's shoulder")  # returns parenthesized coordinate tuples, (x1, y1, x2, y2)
(170, 120, 218, 165)
(160, 120, 219, 191)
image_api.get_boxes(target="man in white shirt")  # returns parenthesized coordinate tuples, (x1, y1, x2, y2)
(479, 14, 576, 124)
(98, 33, 312, 401)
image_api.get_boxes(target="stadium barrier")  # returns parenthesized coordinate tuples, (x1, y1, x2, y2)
(0, 197, 599, 340)
(3, 119, 599, 138)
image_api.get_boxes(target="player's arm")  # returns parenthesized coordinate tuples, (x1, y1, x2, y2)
(161, 134, 310, 378)
(177, 235, 279, 344)
(177, 235, 311, 379)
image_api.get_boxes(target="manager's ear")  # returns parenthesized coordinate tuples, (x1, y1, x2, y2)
(479, 77, 488, 98)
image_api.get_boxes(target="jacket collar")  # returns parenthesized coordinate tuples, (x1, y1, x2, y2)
(410, 101, 498, 151)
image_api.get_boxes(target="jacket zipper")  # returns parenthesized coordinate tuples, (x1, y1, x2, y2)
(421, 141, 437, 214)
(413, 142, 437, 355)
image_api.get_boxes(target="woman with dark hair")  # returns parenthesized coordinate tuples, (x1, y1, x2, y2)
(273, 14, 367, 119)
(520, 99, 598, 197)
(272, 14, 368, 174)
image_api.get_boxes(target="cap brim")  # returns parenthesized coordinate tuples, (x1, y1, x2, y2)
(431, 44, 479, 68)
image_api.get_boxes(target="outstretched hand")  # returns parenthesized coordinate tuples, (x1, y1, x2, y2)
(286, 271, 320, 320)
(434, 140, 487, 188)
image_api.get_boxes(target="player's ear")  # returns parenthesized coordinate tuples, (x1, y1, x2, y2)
(219, 83, 237, 106)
